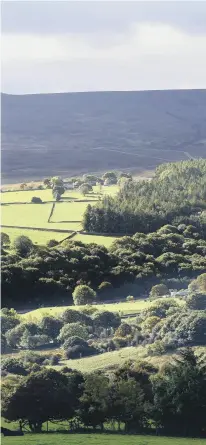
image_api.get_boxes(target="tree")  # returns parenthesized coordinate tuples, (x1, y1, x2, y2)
(108, 378, 145, 432)
(6, 323, 39, 349)
(58, 322, 89, 343)
(12, 236, 33, 257)
(61, 309, 92, 326)
(20, 183, 27, 190)
(1, 369, 80, 432)
(152, 348, 206, 435)
(43, 178, 51, 188)
(79, 183, 93, 196)
(1, 312, 20, 335)
(1, 232, 10, 248)
(38, 316, 63, 340)
(78, 372, 110, 429)
(92, 311, 121, 329)
(51, 176, 65, 201)
(149, 284, 170, 299)
(102, 172, 117, 184)
(187, 293, 206, 310)
(72, 285, 96, 305)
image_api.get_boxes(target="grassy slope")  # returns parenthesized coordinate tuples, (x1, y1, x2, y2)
(1, 433, 205, 445)
(21, 299, 175, 321)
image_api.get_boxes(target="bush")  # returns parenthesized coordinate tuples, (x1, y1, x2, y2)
(38, 316, 63, 339)
(72, 285, 96, 305)
(31, 197, 42, 203)
(12, 235, 33, 257)
(126, 295, 134, 302)
(61, 309, 92, 326)
(1, 357, 28, 376)
(47, 239, 59, 248)
(62, 336, 88, 350)
(1, 314, 20, 335)
(113, 337, 128, 349)
(149, 284, 170, 299)
(20, 332, 50, 350)
(65, 343, 98, 359)
(92, 311, 121, 329)
(147, 340, 167, 356)
(58, 322, 89, 343)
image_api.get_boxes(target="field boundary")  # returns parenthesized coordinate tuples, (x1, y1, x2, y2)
(1, 225, 75, 234)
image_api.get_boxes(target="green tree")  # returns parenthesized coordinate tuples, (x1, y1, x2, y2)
(102, 172, 117, 184)
(1, 232, 10, 248)
(58, 322, 89, 343)
(1, 369, 80, 432)
(152, 348, 206, 435)
(149, 284, 170, 299)
(78, 372, 110, 430)
(12, 236, 34, 257)
(187, 293, 206, 310)
(79, 183, 92, 196)
(72, 285, 96, 305)
(38, 316, 63, 340)
(92, 311, 120, 329)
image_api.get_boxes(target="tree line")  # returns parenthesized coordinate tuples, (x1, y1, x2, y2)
(83, 159, 206, 234)
(1, 348, 206, 436)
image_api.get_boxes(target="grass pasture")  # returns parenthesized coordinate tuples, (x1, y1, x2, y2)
(72, 233, 117, 247)
(1, 433, 205, 445)
(1, 184, 119, 247)
(0, 227, 67, 245)
(20, 300, 151, 321)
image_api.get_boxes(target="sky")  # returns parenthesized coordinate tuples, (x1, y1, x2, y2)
(1, 1, 206, 94)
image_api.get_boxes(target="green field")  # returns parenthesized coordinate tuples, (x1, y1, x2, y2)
(1, 433, 205, 445)
(1, 185, 118, 247)
(21, 299, 159, 322)
(0, 227, 67, 245)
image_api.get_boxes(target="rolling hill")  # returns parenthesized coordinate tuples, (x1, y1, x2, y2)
(1, 89, 206, 183)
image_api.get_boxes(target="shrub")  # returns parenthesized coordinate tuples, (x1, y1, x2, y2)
(113, 337, 128, 349)
(1, 357, 28, 376)
(72, 285, 96, 305)
(47, 239, 59, 248)
(65, 343, 98, 359)
(31, 197, 42, 203)
(147, 340, 166, 356)
(114, 323, 132, 337)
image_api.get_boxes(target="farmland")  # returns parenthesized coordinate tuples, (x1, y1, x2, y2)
(1, 185, 118, 246)
(1, 433, 206, 445)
